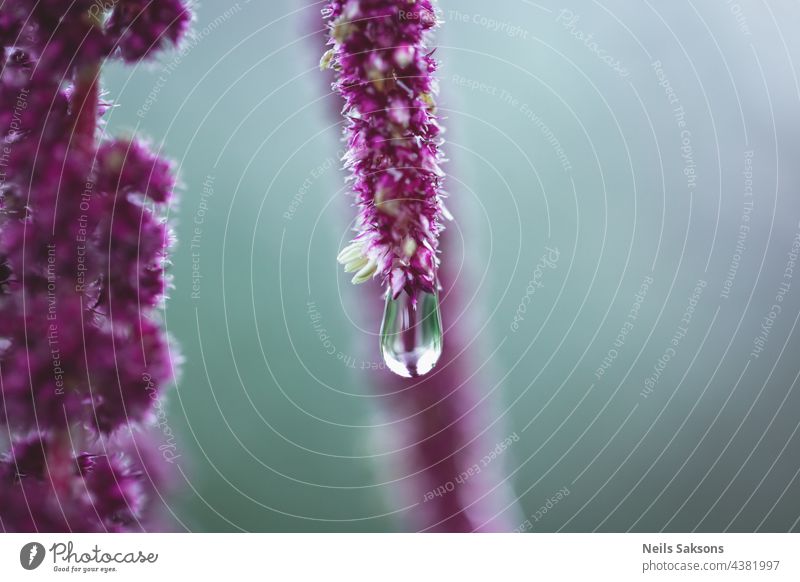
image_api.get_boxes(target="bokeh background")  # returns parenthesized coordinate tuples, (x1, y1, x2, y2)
(102, 0, 800, 531)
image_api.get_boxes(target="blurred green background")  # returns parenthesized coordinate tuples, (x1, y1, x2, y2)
(103, 0, 800, 531)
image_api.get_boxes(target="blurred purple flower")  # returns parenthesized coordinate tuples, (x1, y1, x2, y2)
(0, 0, 190, 532)
(0, 430, 175, 532)
(107, 0, 192, 63)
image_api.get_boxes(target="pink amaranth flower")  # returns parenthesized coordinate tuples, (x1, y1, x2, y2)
(309, 0, 522, 529)
(0, 0, 190, 531)
(325, 0, 447, 302)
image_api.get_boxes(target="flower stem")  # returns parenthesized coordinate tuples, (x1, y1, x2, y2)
(72, 63, 101, 139)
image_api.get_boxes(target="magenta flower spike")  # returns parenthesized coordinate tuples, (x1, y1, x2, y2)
(325, 0, 447, 377)
(310, 0, 523, 531)
(0, 0, 190, 532)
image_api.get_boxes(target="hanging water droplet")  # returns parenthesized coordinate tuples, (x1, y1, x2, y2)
(380, 290, 443, 378)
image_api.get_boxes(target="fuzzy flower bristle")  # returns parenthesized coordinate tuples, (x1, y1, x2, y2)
(325, 0, 447, 301)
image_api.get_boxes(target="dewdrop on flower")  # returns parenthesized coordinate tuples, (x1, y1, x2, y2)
(326, 0, 447, 377)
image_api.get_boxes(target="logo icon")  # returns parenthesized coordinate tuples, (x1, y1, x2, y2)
(20, 542, 45, 570)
